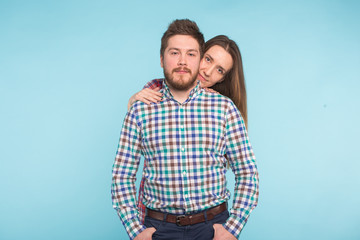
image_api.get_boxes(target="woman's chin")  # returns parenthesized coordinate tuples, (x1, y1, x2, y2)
(198, 79, 209, 88)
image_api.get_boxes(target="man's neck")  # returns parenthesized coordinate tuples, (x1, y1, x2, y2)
(166, 81, 198, 104)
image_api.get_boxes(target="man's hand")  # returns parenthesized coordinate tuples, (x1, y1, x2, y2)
(133, 227, 156, 240)
(213, 224, 236, 240)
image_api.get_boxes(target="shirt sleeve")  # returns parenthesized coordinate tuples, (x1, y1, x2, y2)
(111, 107, 146, 240)
(143, 78, 163, 89)
(222, 101, 259, 239)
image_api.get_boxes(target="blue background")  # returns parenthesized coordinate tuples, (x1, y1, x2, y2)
(1, 0, 359, 239)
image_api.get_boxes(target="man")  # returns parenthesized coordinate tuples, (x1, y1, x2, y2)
(112, 19, 259, 240)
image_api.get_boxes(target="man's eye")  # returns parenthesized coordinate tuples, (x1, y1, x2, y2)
(171, 52, 178, 55)
(205, 57, 210, 62)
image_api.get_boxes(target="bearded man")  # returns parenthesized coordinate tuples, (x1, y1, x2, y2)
(111, 19, 258, 240)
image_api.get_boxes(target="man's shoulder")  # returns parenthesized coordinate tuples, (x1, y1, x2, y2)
(129, 78, 165, 113)
(128, 97, 162, 117)
(201, 89, 233, 103)
(199, 89, 239, 113)
(128, 100, 149, 113)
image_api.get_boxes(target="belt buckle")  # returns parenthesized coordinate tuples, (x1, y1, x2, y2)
(176, 215, 186, 226)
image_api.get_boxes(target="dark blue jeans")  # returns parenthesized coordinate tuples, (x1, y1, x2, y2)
(144, 210, 229, 240)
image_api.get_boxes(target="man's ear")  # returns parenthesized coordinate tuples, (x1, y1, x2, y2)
(160, 55, 164, 68)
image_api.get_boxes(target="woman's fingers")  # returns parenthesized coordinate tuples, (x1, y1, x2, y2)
(144, 88, 163, 97)
(128, 87, 164, 110)
(135, 88, 163, 104)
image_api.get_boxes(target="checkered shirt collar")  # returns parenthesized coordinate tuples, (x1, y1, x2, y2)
(161, 79, 202, 104)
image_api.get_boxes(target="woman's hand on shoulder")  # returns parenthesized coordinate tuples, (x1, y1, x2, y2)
(128, 87, 162, 110)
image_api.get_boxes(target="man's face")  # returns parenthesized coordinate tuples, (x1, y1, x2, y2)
(161, 35, 201, 91)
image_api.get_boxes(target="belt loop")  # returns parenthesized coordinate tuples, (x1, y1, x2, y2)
(163, 213, 168, 222)
(204, 211, 208, 224)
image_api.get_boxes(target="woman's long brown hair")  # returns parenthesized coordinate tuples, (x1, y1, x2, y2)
(206, 35, 248, 127)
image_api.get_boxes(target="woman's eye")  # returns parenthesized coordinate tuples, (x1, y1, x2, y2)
(218, 68, 224, 74)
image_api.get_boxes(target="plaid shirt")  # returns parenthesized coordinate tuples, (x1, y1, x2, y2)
(112, 79, 259, 239)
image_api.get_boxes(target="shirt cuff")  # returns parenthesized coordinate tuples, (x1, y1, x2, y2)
(223, 214, 245, 239)
(122, 217, 147, 240)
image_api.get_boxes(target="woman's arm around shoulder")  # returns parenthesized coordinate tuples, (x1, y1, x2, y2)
(127, 79, 164, 110)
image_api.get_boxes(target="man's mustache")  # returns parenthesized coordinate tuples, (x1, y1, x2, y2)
(172, 67, 191, 74)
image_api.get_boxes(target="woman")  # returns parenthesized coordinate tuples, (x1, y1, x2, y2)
(129, 35, 248, 223)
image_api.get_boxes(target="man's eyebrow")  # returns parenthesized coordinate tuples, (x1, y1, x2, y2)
(167, 48, 199, 52)
(167, 48, 180, 51)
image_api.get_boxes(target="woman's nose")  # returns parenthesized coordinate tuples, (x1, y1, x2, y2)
(203, 66, 213, 77)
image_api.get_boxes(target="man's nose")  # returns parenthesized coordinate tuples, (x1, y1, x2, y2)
(178, 53, 187, 66)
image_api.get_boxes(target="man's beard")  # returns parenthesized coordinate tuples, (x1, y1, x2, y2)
(164, 67, 198, 91)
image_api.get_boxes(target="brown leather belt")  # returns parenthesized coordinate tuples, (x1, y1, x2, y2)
(146, 202, 227, 226)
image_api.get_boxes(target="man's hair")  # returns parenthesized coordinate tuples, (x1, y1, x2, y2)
(160, 19, 205, 58)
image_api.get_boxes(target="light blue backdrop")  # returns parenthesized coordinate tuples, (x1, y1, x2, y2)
(1, 0, 359, 239)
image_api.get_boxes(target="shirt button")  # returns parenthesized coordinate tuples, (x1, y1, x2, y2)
(180, 125, 184, 130)
(182, 171, 187, 176)
(181, 147, 185, 152)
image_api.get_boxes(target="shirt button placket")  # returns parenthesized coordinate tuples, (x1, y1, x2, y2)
(182, 170, 189, 202)
(179, 105, 189, 206)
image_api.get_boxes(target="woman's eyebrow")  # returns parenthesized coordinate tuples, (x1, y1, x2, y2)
(206, 54, 214, 61)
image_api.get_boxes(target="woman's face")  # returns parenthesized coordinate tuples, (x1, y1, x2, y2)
(197, 45, 233, 88)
